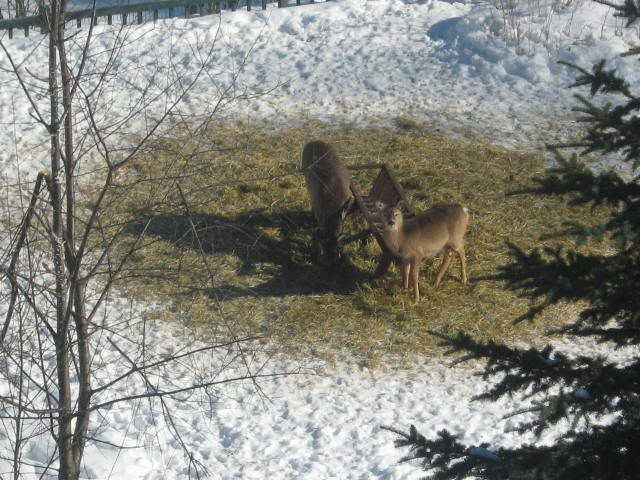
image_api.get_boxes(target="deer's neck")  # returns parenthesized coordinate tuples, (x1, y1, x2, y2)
(382, 225, 404, 256)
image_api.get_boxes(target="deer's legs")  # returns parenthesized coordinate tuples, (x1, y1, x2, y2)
(311, 227, 321, 263)
(457, 245, 468, 284)
(410, 259, 420, 302)
(434, 250, 453, 287)
(401, 261, 411, 290)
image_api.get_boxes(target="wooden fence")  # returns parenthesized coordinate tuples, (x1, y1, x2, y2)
(0, 0, 328, 38)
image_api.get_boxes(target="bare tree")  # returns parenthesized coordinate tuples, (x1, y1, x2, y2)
(0, 3, 289, 478)
(0, 0, 31, 19)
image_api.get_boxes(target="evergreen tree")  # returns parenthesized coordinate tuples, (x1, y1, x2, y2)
(384, 1, 640, 478)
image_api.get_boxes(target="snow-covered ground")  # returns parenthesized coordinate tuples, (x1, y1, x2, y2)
(2, 298, 636, 480)
(1, 0, 639, 478)
(1, 0, 639, 182)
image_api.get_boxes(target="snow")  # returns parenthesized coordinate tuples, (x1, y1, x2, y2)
(1, 0, 639, 478)
(2, 0, 639, 183)
(3, 297, 635, 479)
(2, 298, 635, 479)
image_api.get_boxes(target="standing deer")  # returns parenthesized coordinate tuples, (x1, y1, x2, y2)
(380, 203, 469, 302)
(301, 141, 352, 262)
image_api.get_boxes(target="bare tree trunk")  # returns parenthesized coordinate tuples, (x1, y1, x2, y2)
(47, 1, 76, 478)
(58, 12, 92, 472)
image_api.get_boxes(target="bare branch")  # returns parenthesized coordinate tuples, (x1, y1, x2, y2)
(1, 171, 46, 344)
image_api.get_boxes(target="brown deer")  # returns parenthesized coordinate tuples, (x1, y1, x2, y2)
(301, 141, 352, 262)
(379, 203, 469, 302)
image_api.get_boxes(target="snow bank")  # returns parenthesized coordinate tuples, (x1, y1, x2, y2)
(1, 0, 638, 183)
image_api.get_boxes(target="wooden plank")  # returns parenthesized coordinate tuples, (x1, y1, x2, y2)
(349, 165, 409, 277)
(350, 180, 389, 256)
(369, 171, 385, 201)
(373, 252, 394, 278)
(338, 229, 372, 247)
(382, 164, 414, 214)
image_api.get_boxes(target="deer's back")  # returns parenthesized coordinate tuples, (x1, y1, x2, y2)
(402, 203, 469, 257)
(301, 141, 351, 226)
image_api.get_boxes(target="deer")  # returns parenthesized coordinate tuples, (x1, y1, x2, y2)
(379, 203, 469, 302)
(301, 141, 353, 262)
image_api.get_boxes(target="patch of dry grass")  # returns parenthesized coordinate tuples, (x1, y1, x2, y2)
(98, 121, 608, 365)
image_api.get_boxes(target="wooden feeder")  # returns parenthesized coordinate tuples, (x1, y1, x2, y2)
(339, 163, 414, 277)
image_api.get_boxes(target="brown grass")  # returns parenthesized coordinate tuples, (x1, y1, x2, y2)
(97, 121, 608, 366)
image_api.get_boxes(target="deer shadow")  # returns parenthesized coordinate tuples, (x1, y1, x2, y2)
(127, 209, 371, 300)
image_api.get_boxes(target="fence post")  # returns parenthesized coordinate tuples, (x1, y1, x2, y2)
(262, 0, 266, 8)
(296, 0, 300, 5)
(137, 10, 143, 23)
(153, 9, 158, 21)
(122, 12, 127, 25)
(247, 0, 251, 11)
(76, 17, 81, 28)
